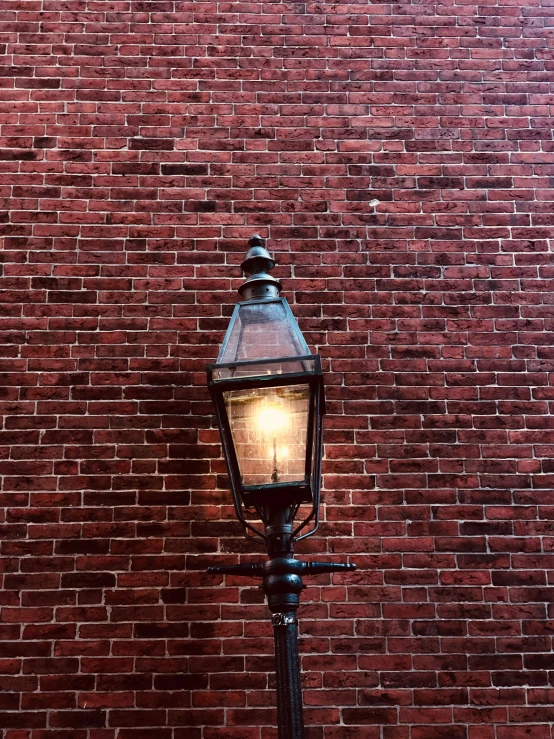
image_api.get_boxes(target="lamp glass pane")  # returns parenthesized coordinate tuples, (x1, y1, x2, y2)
(223, 383, 310, 487)
(216, 301, 310, 379)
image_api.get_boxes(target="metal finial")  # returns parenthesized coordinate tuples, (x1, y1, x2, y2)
(238, 235, 281, 300)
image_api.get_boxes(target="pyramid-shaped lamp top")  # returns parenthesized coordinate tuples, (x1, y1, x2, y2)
(214, 236, 312, 379)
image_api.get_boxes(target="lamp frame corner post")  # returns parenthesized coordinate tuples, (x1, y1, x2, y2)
(206, 235, 355, 739)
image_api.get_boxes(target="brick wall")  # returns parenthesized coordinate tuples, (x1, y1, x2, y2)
(1, 0, 553, 737)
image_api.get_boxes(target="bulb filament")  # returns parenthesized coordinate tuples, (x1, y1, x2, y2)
(272, 435, 279, 483)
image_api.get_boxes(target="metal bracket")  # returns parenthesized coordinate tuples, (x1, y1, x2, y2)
(271, 613, 297, 627)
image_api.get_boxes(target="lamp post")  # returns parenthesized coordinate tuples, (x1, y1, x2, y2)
(206, 235, 356, 739)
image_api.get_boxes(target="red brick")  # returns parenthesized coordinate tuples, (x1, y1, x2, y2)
(1, 0, 551, 736)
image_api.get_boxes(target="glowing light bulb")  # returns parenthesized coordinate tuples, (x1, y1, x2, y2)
(257, 404, 288, 433)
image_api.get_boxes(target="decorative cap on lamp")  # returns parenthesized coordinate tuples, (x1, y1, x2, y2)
(239, 234, 281, 301)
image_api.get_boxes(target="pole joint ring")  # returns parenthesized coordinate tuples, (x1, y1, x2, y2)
(271, 613, 297, 627)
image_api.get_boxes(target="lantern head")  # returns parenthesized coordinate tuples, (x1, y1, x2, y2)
(207, 236, 324, 543)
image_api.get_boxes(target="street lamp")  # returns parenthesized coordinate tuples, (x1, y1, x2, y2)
(207, 235, 356, 739)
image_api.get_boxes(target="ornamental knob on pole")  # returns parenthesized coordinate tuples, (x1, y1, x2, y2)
(238, 234, 281, 301)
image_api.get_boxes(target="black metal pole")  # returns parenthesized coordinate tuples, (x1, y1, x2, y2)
(272, 610, 304, 739)
(208, 545, 355, 739)
(262, 507, 305, 738)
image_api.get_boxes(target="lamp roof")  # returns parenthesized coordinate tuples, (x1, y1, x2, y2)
(217, 298, 310, 367)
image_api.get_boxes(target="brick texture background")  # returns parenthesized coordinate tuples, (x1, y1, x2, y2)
(1, 0, 554, 737)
